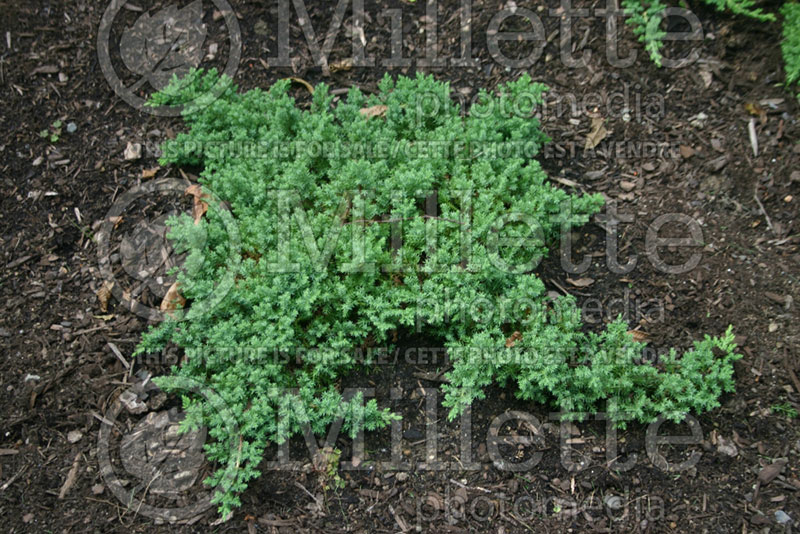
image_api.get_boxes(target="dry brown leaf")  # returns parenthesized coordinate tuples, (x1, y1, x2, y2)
(141, 167, 159, 179)
(566, 277, 595, 288)
(360, 105, 388, 119)
(185, 184, 209, 224)
(160, 282, 186, 316)
(505, 331, 523, 348)
(96, 281, 113, 312)
(329, 58, 353, 72)
(744, 102, 764, 117)
(287, 77, 314, 94)
(552, 176, 579, 188)
(628, 330, 649, 343)
(679, 145, 695, 159)
(584, 117, 608, 150)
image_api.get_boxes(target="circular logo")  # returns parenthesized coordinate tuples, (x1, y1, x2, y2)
(97, 0, 242, 116)
(96, 178, 240, 322)
(97, 375, 241, 523)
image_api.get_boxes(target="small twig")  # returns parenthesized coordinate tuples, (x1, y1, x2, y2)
(107, 342, 130, 369)
(753, 183, 774, 233)
(549, 278, 570, 295)
(388, 504, 410, 532)
(0, 463, 28, 492)
(91, 410, 117, 428)
(449, 478, 492, 494)
(345, 214, 464, 226)
(748, 118, 758, 157)
(783, 348, 800, 395)
(293, 481, 322, 508)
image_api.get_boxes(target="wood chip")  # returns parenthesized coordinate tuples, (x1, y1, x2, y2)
(258, 517, 294, 527)
(141, 167, 159, 179)
(566, 277, 594, 288)
(758, 460, 787, 485)
(7, 255, 33, 269)
(58, 453, 81, 499)
(31, 65, 59, 75)
(679, 145, 695, 159)
(552, 176, 579, 188)
(748, 119, 758, 157)
(764, 292, 788, 306)
(107, 342, 129, 369)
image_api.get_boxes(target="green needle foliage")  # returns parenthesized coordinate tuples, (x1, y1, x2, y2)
(623, 0, 669, 67)
(782, 3, 800, 88)
(623, 0, 775, 67)
(138, 69, 741, 518)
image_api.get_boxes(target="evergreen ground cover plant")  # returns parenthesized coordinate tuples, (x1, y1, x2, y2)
(782, 2, 800, 90)
(622, 0, 774, 67)
(136, 69, 741, 518)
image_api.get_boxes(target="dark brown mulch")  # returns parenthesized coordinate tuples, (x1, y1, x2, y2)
(0, 0, 798, 532)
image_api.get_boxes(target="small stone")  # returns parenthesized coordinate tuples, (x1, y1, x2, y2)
(620, 180, 636, 191)
(124, 142, 141, 161)
(689, 112, 708, 128)
(67, 430, 83, 443)
(775, 510, 791, 524)
(119, 390, 147, 414)
(395, 472, 409, 482)
(207, 42, 218, 60)
(605, 495, 623, 510)
(91, 483, 105, 495)
(716, 436, 738, 457)
(66, 122, 77, 133)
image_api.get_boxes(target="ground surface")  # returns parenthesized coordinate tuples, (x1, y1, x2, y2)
(1, 0, 799, 532)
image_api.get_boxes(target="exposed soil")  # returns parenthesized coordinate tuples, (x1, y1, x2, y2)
(1, 0, 799, 532)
